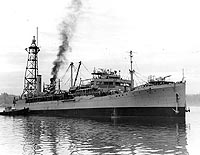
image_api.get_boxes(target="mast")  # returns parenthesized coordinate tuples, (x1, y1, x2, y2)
(58, 79, 61, 92)
(36, 27, 39, 46)
(129, 51, 134, 89)
(74, 61, 81, 86)
(70, 62, 74, 87)
(22, 36, 40, 97)
(182, 69, 185, 82)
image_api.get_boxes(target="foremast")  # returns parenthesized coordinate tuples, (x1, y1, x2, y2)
(22, 36, 41, 97)
(129, 51, 134, 90)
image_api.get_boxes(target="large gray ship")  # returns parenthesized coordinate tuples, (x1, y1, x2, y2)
(12, 36, 187, 118)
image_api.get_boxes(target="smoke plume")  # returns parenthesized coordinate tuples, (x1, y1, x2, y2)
(51, 0, 82, 81)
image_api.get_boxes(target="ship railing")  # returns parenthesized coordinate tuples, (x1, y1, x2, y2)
(25, 93, 74, 103)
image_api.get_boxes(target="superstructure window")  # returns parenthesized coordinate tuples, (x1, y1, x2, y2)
(104, 82, 109, 85)
(116, 82, 120, 86)
(103, 82, 113, 85)
(109, 82, 113, 85)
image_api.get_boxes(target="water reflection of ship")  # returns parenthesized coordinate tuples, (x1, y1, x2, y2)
(22, 116, 188, 155)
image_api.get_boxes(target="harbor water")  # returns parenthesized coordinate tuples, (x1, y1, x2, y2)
(0, 107, 199, 155)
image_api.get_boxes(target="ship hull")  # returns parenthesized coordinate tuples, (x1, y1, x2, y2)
(15, 82, 186, 118)
(28, 107, 185, 117)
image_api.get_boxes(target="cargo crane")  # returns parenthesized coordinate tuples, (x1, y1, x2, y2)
(73, 61, 81, 87)
(68, 61, 82, 93)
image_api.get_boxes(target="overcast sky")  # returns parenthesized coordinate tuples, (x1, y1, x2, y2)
(0, 0, 200, 95)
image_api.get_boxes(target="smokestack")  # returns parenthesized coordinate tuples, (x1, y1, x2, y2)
(37, 75, 42, 93)
(51, 0, 82, 82)
(50, 78, 56, 93)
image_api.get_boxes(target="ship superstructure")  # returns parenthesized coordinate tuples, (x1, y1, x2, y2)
(13, 36, 187, 118)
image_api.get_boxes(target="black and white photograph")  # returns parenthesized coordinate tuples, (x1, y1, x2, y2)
(0, 0, 200, 154)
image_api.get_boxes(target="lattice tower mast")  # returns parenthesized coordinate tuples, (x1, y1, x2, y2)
(22, 36, 40, 97)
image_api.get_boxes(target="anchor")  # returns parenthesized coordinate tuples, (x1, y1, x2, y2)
(173, 93, 180, 114)
(172, 108, 179, 114)
(185, 107, 190, 112)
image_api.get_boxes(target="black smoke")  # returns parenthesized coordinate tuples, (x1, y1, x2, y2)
(51, 0, 82, 81)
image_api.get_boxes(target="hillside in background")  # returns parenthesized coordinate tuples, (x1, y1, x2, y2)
(0, 93, 17, 107)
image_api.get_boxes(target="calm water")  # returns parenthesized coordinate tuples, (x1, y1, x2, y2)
(0, 107, 199, 155)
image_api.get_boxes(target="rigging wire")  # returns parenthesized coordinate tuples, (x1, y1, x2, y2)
(79, 72, 87, 80)
(132, 54, 140, 73)
(82, 62, 90, 74)
(61, 65, 71, 80)
(62, 63, 77, 85)
(62, 62, 90, 86)
(64, 77, 71, 85)
(135, 71, 148, 81)
(134, 73, 147, 84)
(129, 52, 148, 85)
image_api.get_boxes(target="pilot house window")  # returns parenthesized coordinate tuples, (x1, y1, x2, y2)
(103, 82, 113, 85)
